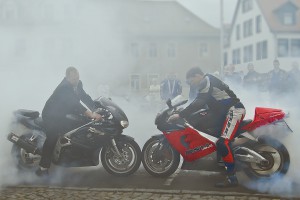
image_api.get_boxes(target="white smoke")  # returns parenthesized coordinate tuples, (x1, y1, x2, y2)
(226, 78, 300, 197)
(0, 0, 136, 188)
(0, 0, 299, 198)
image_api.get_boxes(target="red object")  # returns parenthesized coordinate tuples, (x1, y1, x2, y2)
(241, 107, 285, 131)
(162, 107, 285, 162)
(163, 127, 216, 162)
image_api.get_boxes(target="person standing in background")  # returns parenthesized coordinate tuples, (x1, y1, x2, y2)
(267, 59, 287, 99)
(160, 73, 182, 101)
(243, 63, 262, 90)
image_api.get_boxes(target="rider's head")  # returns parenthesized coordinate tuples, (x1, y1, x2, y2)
(66, 66, 80, 87)
(186, 67, 204, 86)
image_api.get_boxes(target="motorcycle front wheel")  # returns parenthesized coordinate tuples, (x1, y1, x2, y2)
(101, 137, 141, 176)
(142, 137, 180, 177)
(244, 136, 290, 180)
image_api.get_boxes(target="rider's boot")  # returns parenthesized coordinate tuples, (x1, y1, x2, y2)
(215, 162, 238, 187)
(35, 167, 49, 177)
(215, 173, 238, 187)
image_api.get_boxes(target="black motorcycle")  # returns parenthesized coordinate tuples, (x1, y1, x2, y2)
(7, 97, 142, 176)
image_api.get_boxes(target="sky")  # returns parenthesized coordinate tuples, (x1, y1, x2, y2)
(177, 0, 239, 28)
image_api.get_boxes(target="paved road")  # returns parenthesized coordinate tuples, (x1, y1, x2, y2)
(1, 167, 299, 199)
(0, 186, 292, 200)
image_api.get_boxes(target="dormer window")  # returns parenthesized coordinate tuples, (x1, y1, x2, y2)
(283, 12, 295, 25)
(275, 1, 298, 26)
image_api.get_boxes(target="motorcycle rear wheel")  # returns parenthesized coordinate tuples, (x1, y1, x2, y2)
(101, 138, 141, 176)
(142, 137, 180, 177)
(244, 136, 290, 180)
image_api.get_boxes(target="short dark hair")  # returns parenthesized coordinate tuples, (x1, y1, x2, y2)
(186, 67, 204, 79)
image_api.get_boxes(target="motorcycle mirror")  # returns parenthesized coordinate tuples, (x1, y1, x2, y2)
(166, 99, 172, 108)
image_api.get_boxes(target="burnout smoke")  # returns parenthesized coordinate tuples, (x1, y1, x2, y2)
(233, 82, 300, 197)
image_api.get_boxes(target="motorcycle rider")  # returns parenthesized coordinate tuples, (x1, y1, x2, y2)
(36, 66, 102, 176)
(168, 67, 246, 187)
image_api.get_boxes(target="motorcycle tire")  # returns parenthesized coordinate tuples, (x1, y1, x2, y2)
(243, 136, 290, 180)
(101, 138, 141, 176)
(142, 137, 180, 177)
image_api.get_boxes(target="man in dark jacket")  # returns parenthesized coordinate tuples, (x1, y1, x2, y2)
(243, 63, 262, 90)
(168, 67, 245, 187)
(160, 73, 182, 101)
(36, 66, 102, 176)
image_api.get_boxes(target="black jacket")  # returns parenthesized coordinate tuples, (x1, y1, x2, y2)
(179, 74, 240, 118)
(42, 78, 94, 123)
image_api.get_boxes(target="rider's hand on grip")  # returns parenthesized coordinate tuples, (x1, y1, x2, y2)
(92, 112, 103, 121)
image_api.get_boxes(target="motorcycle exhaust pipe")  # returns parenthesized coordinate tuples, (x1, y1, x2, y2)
(7, 133, 42, 155)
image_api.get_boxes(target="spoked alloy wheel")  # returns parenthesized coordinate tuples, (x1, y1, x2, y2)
(101, 139, 141, 176)
(142, 137, 180, 177)
(245, 137, 290, 180)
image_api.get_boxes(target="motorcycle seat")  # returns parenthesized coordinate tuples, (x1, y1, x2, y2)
(15, 109, 40, 119)
(241, 119, 252, 126)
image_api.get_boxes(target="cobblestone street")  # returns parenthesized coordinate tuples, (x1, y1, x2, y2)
(0, 186, 297, 200)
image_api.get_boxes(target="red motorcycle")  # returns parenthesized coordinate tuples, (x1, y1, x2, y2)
(142, 99, 292, 180)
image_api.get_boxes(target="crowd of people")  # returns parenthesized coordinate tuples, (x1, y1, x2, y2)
(223, 59, 300, 98)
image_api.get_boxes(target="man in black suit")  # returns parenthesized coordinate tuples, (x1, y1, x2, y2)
(36, 66, 102, 176)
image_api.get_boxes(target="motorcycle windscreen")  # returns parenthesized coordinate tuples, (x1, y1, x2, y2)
(163, 127, 216, 162)
(95, 97, 128, 121)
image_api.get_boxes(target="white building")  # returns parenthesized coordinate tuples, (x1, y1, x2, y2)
(224, 0, 300, 73)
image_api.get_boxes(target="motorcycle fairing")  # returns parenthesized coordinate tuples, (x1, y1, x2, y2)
(241, 107, 285, 131)
(163, 126, 216, 162)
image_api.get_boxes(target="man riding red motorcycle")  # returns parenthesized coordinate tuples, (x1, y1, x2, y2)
(168, 67, 245, 187)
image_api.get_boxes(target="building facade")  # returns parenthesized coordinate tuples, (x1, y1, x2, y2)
(0, 0, 220, 95)
(224, 0, 300, 73)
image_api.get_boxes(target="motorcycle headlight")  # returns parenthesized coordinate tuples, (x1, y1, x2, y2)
(120, 121, 129, 128)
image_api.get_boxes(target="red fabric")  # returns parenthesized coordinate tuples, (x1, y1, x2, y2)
(222, 139, 234, 163)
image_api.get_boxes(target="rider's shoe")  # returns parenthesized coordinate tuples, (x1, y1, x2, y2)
(215, 174, 238, 188)
(35, 168, 49, 177)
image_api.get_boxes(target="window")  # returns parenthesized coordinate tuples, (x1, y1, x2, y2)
(148, 74, 159, 86)
(256, 15, 262, 33)
(199, 43, 208, 57)
(242, 0, 253, 13)
(2, 1, 18, 20)
(256, 40, 268, 60)
(283, 12, 295, 25)
(167, 43, 176, 58)
(130, 74, 140, 91)
(236, 25, 240, 40)
(131, 43, 139, 57)
(291, 39, 300, 57)
(243, 45, 253, 63)
(224, 52, 228, 66)
(149, 43, 157, 57)
(278, 39, 289, 57)
(44, 4, 54, 20)
(243, 19, 253, 38)
(232, 49, 241, 64)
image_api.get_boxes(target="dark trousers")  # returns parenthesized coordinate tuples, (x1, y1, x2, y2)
(39, 119, 70, 168)
(186, 110, 226, 136)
